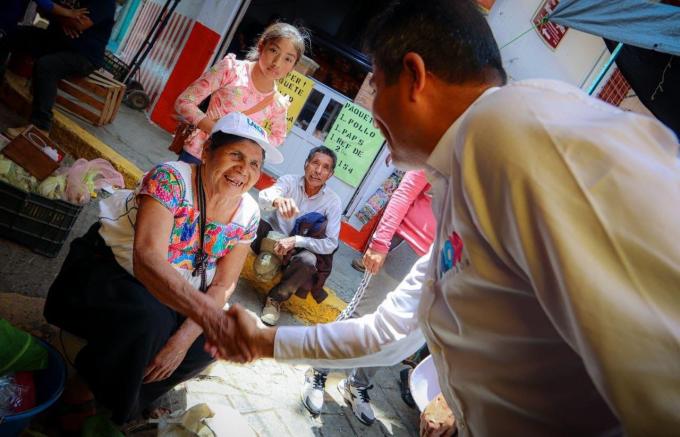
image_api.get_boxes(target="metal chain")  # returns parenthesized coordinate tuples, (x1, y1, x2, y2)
(337, 271, 373, 321)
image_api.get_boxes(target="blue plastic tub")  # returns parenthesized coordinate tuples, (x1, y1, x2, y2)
(0, 339, 66, 436)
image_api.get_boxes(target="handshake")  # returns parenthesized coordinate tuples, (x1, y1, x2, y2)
(199, 304, 277, 363)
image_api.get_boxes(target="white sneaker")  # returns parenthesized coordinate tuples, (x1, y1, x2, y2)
(5, 125, 29, 139)
(301, 368, 327, 415)
(260, 297, 281, 326)
(337, 378, 375, 426)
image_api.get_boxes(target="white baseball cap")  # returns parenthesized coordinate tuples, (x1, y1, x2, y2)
(211, 112, 284, 164)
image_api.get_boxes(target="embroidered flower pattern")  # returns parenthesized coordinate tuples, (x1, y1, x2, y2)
(139, 165, 258, 271)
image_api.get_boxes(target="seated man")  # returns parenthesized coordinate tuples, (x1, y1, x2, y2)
(252, 146, 341, 326)
(0, 0, 115, 138)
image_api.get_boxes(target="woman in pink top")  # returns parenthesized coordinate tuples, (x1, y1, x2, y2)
(174, 22, 308, 163)
(354, 169, 435, 273)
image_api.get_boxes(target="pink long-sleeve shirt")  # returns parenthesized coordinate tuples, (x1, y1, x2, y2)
(174, 54, 290, 159)
(368, 170, 435, 256)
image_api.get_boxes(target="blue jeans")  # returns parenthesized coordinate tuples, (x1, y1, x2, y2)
(1, 26, 94, 130)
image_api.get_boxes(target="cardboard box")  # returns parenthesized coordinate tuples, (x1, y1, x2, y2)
(2, 126, 62, 180)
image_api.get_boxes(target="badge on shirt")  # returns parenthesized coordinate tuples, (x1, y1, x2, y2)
(439, 231, 468, 278)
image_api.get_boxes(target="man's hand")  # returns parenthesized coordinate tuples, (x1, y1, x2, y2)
(274, 236, 296, 257)
(204, 304, 276, 363)
(420, 393, 456, 437)
(143, 335, 189, 383)
(61, 23, 81, 39)
(197, 307, 247, 360)
(363, 248, 388, 274)
(272, 197, 300, 219)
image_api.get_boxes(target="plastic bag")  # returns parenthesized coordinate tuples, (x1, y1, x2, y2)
(253, 252, 282, 282)
(37, 174, 68, 200)
(63, 158, 124, 205)
(157, 403, 255, 437)
(0, 372, 36, 415)
(0, 319, 48, 375)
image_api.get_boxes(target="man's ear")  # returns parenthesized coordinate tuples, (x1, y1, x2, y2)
(402, 52, 427, 101)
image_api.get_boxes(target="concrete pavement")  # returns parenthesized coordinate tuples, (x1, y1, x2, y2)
(0, 84, 423, 435)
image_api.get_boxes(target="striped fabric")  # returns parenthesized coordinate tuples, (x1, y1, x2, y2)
(116, 0, 195, 108)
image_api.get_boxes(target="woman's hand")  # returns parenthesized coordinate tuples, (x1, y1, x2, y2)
(197, 117, 216, 135)
(143, 336, 190, 383)
(363, 248, 388, 274)
(420, 393, 456, 437)
(204, 304, 276, 363)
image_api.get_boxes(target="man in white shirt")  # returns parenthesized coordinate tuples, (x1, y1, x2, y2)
(253, 146, 342, 326)
(201, 0, 680, 435)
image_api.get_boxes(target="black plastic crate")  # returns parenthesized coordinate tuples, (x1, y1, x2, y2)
(102, 50, 130, 82)
(0, 180, 82, 257)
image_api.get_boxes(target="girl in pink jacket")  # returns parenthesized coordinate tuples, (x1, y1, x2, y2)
(174, 22, 307, 163)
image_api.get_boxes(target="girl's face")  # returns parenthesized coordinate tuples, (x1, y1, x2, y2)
(204, 140, 263, 197)
(257, 38, 298, 81)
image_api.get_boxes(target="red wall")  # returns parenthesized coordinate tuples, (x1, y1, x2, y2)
(150, 21, 220, 132)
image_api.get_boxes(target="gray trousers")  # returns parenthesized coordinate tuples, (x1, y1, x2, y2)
(316, 240, 416, 387)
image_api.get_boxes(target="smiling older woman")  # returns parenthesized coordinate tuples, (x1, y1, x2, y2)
(44, 113, 283, 426)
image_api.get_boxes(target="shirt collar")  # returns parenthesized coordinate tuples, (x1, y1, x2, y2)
(425, 86, 501, 177)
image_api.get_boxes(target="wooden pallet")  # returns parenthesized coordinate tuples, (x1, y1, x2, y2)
(56, 70, 125, 126)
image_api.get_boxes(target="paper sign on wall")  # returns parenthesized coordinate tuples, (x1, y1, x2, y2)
(324, 102, 384, 187)
(277, 70, 314, 132)
(533, 0, 568, 50)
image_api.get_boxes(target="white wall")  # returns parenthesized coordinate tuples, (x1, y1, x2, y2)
(488, 0, 608, 88)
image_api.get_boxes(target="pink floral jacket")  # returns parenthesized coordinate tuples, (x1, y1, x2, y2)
(174, 54, 290, 158)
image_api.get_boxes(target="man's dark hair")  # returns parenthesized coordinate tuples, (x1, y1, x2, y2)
(305, 146, 337, 171)
(209, 132, 265, 161)
(363, 0, 507, 85)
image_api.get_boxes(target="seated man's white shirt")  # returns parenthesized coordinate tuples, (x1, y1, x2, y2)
(274, 79, 680, 436)
(259, 174, 341, 254)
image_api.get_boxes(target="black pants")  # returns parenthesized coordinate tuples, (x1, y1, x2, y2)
(0, 26, 93, 130)
(44, 224, 213, 424)
(251, 220, 318, 302)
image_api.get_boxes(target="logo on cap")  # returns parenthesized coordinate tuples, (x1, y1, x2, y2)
(246, 117, 266, 136)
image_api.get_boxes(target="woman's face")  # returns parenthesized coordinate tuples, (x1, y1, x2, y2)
(204, 140, 263, 197)
(258, 38, 298, 81)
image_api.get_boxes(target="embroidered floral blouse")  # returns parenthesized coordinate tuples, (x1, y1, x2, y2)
(174, 53, 290, 159)
(98, 161, 260, 289)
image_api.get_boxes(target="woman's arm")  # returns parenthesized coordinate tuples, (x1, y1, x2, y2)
(174, 55, 239, 132)
(266, 95, 290, 146)
(142, 241, 250, 383)
(369, 170, 428, 254)
(133, 196, 217, 322)
(162, 244, 250, 349)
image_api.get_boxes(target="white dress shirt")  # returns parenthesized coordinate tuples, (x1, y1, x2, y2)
(274, 79, 680, 436)
(259, 174, 341, 255)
